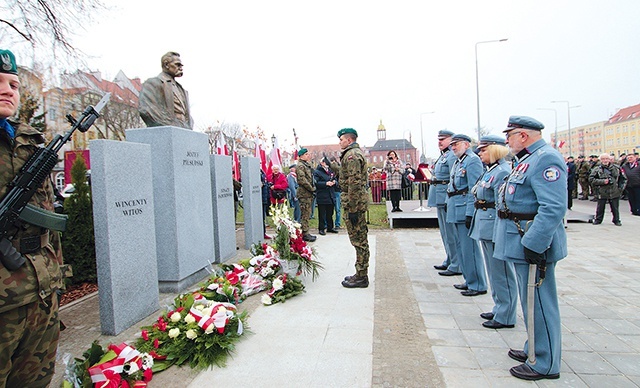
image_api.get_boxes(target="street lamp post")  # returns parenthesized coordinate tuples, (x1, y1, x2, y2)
(475, 38, 508, 141)
(551, 101, 581, 156)
(419, 111, 435, 161)
(537, 108, 558, 149)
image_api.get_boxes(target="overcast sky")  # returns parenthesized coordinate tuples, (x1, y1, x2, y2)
(64, 1, 640, 156)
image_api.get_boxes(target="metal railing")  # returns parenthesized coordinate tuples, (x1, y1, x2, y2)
(367, 179, 429, 204)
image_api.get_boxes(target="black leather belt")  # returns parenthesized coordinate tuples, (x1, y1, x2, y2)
(431, 179, 449, 185)
(474, 201, 495, 210)
(497, 210, 536, 221)
(447, 189, 468, 197)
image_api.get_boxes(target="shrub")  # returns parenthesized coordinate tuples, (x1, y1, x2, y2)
(62, 156, 96, 284)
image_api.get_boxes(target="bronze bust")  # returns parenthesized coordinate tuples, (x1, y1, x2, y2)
(138, 51, 193, 129)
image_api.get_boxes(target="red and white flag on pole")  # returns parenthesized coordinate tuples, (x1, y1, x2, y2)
(233, 150, 241, 181)
(267, 136, 282, 176)
(216, 133, 229, 155)
(254, 137, 267, 173)
(557, 140, 566, 149)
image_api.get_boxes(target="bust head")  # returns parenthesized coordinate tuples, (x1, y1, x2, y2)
(161, 52, 183, 78)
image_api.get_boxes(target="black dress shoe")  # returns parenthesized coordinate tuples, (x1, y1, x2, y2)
(613, 221, 622, 226)
(327, 229, 339, 233)
(438, 270, 462, 276)
(460, 289, 487, 296)
(592, 221, 602, 225)
(453, 283, 468, 290)
(342, 275, 369, 288)
(508, 349, 527, 363)
(319, 230, 326, 235)
(480, 312, 494, 320)
(510, 363, 559, 381)
(302, 234, 317, 242)
(482, 319, 514, 329)
(433, 264, 448, 270)
(396, 208, 403, 212)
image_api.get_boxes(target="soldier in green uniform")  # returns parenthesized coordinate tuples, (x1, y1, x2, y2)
(577, 155, 591, 200)
(0, 49, 66, 387)
(296, 148, 317, 242)
(334, 128, 370, 288)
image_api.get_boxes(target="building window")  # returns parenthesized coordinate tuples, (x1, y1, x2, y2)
(55, 172, 65, 192)
(48, 108, 56, 120)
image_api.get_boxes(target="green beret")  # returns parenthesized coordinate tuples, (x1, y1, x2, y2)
(298, 147, 308, 156)
(0, 49, 18, 75)
(337, 128, 358, 138)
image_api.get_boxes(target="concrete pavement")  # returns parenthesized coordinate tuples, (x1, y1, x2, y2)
(54, 198, 640, 387)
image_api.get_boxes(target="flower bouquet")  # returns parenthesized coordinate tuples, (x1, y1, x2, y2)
(134, 293, 248, 370)
(261, 273, 305, 305)
(267, 204, 323, 280)
(63, 341, 155, 388)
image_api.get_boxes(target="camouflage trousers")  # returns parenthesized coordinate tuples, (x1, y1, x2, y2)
(299, 197, 313, 234)
(346, 211, 370, 277)
(0, 294, 60, 388)
(579, 179, 591, 197)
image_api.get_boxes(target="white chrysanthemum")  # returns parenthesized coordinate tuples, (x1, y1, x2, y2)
(141, 353, 154, 369)
(261, 294, 272, 305)
(260, 267, 274, 277)
(272, 278, 284, 291)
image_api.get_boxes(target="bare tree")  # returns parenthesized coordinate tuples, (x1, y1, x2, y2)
(0, 0, 106, 72)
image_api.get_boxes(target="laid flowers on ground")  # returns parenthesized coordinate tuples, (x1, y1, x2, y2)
(261, 273, 306, 306)
(63, 341, 155, 388)
(134, 294, 248, 370)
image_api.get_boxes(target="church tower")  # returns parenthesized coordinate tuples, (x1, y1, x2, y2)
(377, 119, 386, 141)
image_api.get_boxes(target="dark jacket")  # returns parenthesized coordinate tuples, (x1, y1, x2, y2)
(589, 163, 626, 199)
(313, 164, 337, 205)
(567, 161, 576, 190)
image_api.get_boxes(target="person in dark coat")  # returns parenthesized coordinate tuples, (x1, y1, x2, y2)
(566, 156, 576, 210)
(313, 157, 338, 235)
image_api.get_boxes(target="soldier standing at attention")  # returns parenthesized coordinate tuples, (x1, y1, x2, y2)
(430, 130, 462, 277)
(334, 128, 370, 288)
(576, 155, 589, 199)
(0, 49, 66, 387)
(296, 148, 317, 242)
(446, 134, 486, 296)
(494, 116, 567, 381)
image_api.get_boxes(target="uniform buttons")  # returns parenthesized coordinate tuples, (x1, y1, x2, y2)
(39, 289, 46, 298)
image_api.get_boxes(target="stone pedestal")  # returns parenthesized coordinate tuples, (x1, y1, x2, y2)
(210, 154, 236, 262)
(126, 126, 215, 292)
(240, 157, 264, 248)
(90, 140, 159, 335)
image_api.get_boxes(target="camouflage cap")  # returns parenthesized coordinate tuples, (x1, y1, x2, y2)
(0, 49, 18, 75)
(298, 147, 308, 156)
(337, 128, 358, 138)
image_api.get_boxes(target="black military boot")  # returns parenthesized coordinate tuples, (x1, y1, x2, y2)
(302, 234, 317, 242)
(342, 275, 369, 288)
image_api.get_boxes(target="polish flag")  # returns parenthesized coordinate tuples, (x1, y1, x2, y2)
(557, 140, 566, 149)
(216, 134, 229, 155)
(254, 137, 267, 173)
(233, 150, 241, 181)
(267, 136, 282, 176)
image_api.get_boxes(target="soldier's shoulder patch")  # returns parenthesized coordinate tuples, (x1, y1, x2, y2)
(542, 166, 561, 182)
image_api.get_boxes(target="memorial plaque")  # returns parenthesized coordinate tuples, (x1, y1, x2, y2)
(240, 157, 263, 248)
(126, 126, 215, 292)
(210, 154, 236, 262)
(90, 140, 159, 335)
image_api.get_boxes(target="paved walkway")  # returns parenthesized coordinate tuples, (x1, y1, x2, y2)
(54, 199, 640, 387)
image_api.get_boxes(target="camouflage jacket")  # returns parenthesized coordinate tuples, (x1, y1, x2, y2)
(297, 159, 315, 199)
(338, 142, 368, 213)
(0, 121, 64, 313)
(578, 160, 592, 179)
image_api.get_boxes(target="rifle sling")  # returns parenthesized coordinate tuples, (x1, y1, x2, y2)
(19, 204, 68, 232)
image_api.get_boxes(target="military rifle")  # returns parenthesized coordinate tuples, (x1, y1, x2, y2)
(0, 93, 110, 270)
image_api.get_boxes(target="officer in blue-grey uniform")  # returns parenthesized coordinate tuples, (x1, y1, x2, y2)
(494, 116, 567, 381)
(446, 134, 486, 296)
(429, 130, 462, 276)
(469, 135, 517, 328)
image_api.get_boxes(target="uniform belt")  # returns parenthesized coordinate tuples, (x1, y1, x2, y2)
(431, 179, 449, 185)
(497, 210, 536, 221)
(11, 231, 50, 255)
(474, 201, 495, 210)
(447, 189, 468, 197)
